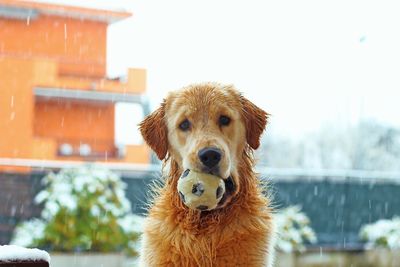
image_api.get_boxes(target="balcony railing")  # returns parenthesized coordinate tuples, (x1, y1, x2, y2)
(56, 138, 120, 160)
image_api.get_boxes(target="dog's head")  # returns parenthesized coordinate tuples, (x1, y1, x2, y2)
(140, 83, 268, 208)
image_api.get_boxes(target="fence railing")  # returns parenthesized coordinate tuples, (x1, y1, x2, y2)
(1, 158, 399, 181)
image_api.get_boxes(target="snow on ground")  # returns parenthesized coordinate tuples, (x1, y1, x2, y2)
(0, 245, 50, 262)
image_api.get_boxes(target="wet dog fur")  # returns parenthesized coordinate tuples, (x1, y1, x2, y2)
(139, 82, 275, 267)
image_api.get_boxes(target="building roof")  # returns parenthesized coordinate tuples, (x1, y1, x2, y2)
(0, 0, 131, 23)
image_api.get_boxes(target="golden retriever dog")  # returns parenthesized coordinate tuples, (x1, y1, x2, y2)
(139, 82, 275, 267)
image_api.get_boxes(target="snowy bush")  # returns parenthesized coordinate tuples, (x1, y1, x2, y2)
(11, 166, 141, 256)
(275, 206, 317, 253)
(360, 217, 400, 249)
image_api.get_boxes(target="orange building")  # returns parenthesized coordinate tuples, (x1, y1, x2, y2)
(0, 0, 150, 172)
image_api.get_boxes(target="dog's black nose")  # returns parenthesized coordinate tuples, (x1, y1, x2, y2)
(198, 147, 222, 169)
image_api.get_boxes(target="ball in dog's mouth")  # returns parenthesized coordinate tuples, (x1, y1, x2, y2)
(177, 169, 226, 211)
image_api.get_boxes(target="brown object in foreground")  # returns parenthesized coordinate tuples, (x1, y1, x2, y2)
(0, 261, 49, 267)
(139, 83, 274, 266)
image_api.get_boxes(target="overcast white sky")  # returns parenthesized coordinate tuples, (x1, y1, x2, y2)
(44, 0, 400, 139)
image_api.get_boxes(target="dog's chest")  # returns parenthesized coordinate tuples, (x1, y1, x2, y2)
(143, 211, 270, 266)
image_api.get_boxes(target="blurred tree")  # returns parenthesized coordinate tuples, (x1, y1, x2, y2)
(259, 120, 400, 171)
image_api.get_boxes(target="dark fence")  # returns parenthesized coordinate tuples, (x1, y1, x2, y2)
(1, 170, 400, 249)
(271, 177, 400, 248)
(0, 173, 43, 244)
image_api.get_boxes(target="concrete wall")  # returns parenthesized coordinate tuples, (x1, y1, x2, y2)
(0, 14, 107, 77)
(275, 250, 400, 267)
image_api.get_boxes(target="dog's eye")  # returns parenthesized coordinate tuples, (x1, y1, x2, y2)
(179, 119, 191, 131)
(219, 115, 231, 126)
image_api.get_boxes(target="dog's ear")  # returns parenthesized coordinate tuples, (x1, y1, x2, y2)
(139, 101, 168, 160)
(241, 96, 268, 149)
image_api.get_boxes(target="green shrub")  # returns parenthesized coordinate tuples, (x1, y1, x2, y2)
(12, 166, 141, 256)
(360, 217, 400, 249)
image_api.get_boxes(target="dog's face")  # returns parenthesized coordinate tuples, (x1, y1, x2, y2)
(140, 83, 268, 207)
(166, 86, 245, 180)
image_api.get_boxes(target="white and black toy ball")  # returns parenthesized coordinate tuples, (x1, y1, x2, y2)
(177, 169, 225, 211)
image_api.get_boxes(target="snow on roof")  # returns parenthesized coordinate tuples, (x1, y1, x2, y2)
(0, 245, 50, 263)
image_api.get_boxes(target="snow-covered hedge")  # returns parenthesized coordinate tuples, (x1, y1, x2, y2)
(275, 206, 317, 253)
(360, 217, 400, 249)
(11, 166, 141, 256)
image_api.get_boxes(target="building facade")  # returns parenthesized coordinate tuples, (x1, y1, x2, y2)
(0, 0, 150, 174)
(0, 1, 153, 243)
